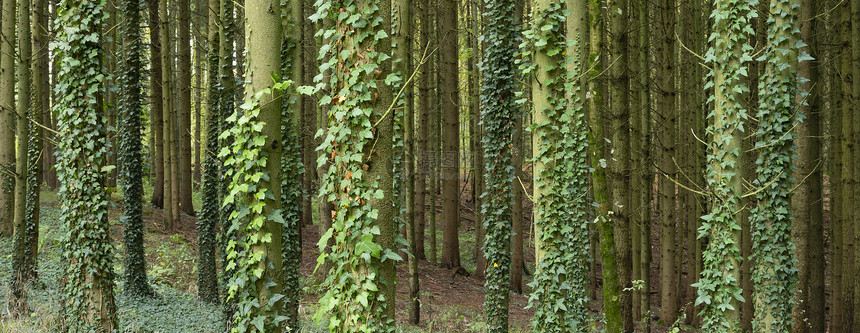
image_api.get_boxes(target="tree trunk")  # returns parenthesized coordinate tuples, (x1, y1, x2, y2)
(161, 0, 178, 231)
(635, 0, 651, 329)
(148, 0, 165, 209)
(415, 0, 432, 261)
(193, 0, 205, 187)
(241, 0, 285, 326)
(0, 0, 17, 237)
(55, 0, 119, 328)
(655, 0, 677, 324)
(836, 1, 854, 329)
(439, 0, 461, 270)
(793, 0, 824, 331)
(11, 0, 32, 313)
(177, 0, 194, 215)
(698, 0, 753, 329)
(38, 0, 56, 191)
(852, 0, 860, 330)
(608, 0, 633, 329)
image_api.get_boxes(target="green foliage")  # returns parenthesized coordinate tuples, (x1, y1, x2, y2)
(219, 83, 291, 332)
(749, 0, 801, 330)
(520, 0, 591, 331)
(118, 0, 153, 298)
(53, 0, 119, 330)
(218, 0, 238, 325)
(478, 0, 520, 331)
(198, 0, 222, 305)
(307, 0, 401, 331)
(693, 0, 758, 330)
(279, 3, 303, 327)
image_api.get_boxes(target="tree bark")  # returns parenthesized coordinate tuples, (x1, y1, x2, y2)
(177, 0, 194, 215)
(11, 0, 32, 313)
(148, 0, 165, 209)
(438, 0, 461, 270)
(0, 0, 17, 237)
(161, 0, 178, 230)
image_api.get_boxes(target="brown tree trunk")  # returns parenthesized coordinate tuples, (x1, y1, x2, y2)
(439, 0, 461, 270)
(177, 0, 194, 215)
(148, 0, 165, 209)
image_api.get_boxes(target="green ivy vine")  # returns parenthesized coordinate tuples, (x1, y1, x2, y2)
(749, 0, 801, 330)
(219, 81, 292, 332)
(279, 1, 303, 327)
(521, 0, 591, 331)
(218, 0, 238, 325)
(198, 0, 222, 304)
(53, 0, 119, 330)
(694, 0, 758, 331)
(479, 0, 519, 330)
(308, 0, 402, 331)
(117, 0, 153, 297)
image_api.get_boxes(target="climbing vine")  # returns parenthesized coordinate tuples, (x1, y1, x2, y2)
(218, 0, 238, 325)
(118, 0, 153, 297)
(220, 82, 291, 332)
(694, 0, 757, 331)
(53, 0, 119, 330)
(521, 0, 591, 331)
(749, 0, 800, 330)
(479, 0, 519, 330)
(278, 1, 303, 327)
(307, 0, 401, 331)
(198, 0, 221, 304)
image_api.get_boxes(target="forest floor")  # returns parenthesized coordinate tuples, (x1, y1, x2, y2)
(0, 181, 690, 332)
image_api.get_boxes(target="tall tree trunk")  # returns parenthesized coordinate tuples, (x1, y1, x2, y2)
(848, 0, 860, 332)
(439, 0, 461, 270)
(161, 0, 178, 230)
(393, 0, 419, 324)
(217, 0, 236, 325)
(197, 0, 220, 304)
(469, 0, 486, 280)
(697, 0, 755, 330)
(608, 0, 633, 329)
(148, 0, 165, 209)
(301, 0, 315, 234)
(415, 0, 432, 262)
(55, 0, 119, 329)
(750, 0, 800, 330)
(105, 0, 118, 189)
(119, 0, 154, 298)
(0, 0, 17, 237)
(177, 0, 194, 215)
(793, 0, 824, 331)
(38, 0, 56, 191)
(835, 1, 854, 329)
(636, 0, 651, 329)
(11, 0, 32, 313)
(429, 1, 440, 264)
(193, 0, 205, 187)
(235, 0, 285, 327)
(655, 0, 677, 324)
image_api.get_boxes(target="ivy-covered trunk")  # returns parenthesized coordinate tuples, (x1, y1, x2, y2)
(526, 0, 592, 331)
(695, 0, 756, 330)
(197, 0, 221, 305)
(119, 0, 154, 298)
(217, 0, 237, 324)
(55, 0, 119, 330)
(310, 0, 399, 330)
(749, 0, 799, 330)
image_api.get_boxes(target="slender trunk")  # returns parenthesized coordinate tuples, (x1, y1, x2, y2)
(636, 0, 651, 329)
(301, 0, 315, 233)
(193, 0, 205, 187)
(608, 0, 633, 329)
(161, 0, 177, 230)
(655, 0, 677, 324)
(177, 0, 194, 215)
(415, 0, 432, 261)
(11, 0, 32, 313)
(835, 1, 854, 329)
(0, 0, 17, 237)
(852, 0, 860, 330)
(148, 0, 165, 209)
(793, 0, 823, 331)
(439, 0, 461, 270)
(38, 0, 55, 191)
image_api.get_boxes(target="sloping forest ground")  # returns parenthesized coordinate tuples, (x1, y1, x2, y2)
(0, 179, 726, 332)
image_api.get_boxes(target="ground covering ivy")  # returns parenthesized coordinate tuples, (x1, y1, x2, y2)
(694, 0, 758, 331)
(749, 0, 801, 330)
(479, 0, 520, 331)
(118, 0, 153, 298)
(520, 0, 591, 331)
(53, 0, 119, 330)
(308, 0, 401, 331)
